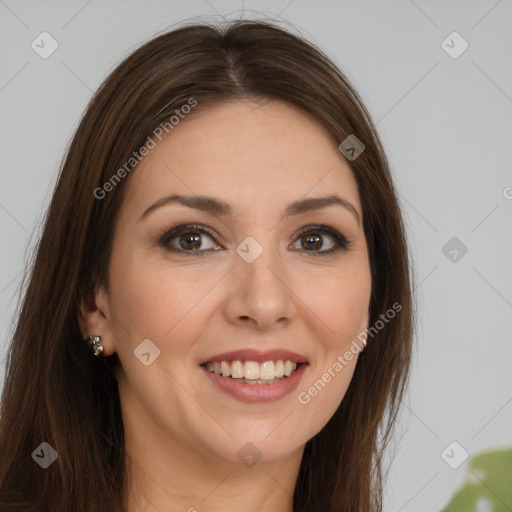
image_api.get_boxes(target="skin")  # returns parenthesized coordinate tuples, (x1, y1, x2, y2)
(78, 99, 372, 512)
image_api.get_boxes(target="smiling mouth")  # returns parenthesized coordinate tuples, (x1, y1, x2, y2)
(201, 359, 304, 385)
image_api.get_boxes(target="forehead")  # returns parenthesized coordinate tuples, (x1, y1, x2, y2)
(123, 100, 362, 217)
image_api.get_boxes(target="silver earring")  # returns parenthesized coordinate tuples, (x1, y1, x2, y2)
(86, 335, 104, 357)
(361, 337, 367, 351)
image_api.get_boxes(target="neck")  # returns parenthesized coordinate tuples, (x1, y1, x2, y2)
(123, 433, 302, 512)
(118, 377, 303, 512)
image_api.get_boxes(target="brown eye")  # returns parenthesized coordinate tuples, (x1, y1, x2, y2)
(291, 225, 349, 257)
(301, 233, 323, 251)
(177, 232, 202, 251)
(159, 224, 220, 255)
(159, 223, 349, 257)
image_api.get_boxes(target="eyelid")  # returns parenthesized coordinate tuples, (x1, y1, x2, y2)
(158, 222, 350, 256)
(158, 223, 220, 248)
(291, 224, 346, 242)
(290, 224, 350, 255)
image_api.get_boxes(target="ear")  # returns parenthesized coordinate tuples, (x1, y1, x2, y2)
(77, 284, 116, 356)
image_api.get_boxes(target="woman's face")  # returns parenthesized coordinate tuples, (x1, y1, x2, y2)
(91, 99, 371, 466)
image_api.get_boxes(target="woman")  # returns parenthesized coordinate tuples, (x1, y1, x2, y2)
(0, 19, 414, 512)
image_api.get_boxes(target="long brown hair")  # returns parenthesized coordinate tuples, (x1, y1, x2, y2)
(0, 19, 414, 512)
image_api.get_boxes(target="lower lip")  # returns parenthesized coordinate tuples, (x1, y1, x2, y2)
(201, 363, 308, 403)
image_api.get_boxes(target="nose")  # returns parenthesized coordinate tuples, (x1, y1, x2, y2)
(223, 239, 296, 331)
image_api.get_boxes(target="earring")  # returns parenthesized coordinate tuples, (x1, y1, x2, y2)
(361, 337, 368, 351)
(86, 335, 104, 357)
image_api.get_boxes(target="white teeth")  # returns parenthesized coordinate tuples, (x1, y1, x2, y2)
(221, 361, 231, 377)
(244, 361, 260, 380)
(203, 359, 302, 380)
(240, 378, 284, 385)
(231, 360, 244, 379)
(259, 361, 275, 380)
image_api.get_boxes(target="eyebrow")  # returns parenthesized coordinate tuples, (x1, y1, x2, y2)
(139, 193, 361, 226)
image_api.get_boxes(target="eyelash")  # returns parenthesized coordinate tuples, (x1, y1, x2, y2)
(158, 223, 350, 258)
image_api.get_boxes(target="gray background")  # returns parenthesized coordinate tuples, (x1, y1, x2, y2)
(1, 1, 511, 510)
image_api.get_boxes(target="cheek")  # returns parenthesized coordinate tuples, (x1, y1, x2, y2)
(295, 271, 370, 437)
(109, 251, 205, 335)
(301, 262, 371, 348)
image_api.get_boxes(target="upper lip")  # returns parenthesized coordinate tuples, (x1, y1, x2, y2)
(199, 348, 309, 365)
